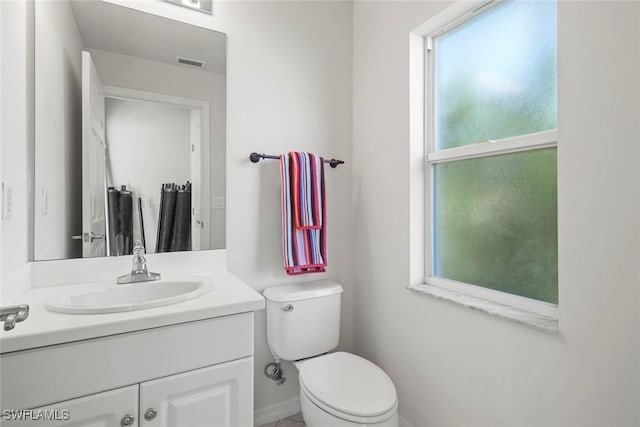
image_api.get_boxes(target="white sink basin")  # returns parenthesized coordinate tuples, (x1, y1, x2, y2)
(45, 277, 213, 314)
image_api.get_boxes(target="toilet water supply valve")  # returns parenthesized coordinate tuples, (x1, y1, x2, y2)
(264, 358, 286, 385)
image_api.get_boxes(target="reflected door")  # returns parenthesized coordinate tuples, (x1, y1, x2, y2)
(81, 51, 107, 257)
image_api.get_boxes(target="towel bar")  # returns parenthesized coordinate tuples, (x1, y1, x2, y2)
(249, 152, 344, 168)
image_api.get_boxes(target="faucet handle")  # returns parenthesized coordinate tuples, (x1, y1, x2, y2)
(133, 241, 145, 256)
(131, 243, 148, 271)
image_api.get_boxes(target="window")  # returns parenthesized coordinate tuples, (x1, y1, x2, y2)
(412, 0, 558, 319)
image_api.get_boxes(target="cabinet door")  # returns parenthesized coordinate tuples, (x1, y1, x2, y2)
(139, 357, 253, 427)
(1, 385, 138, 427)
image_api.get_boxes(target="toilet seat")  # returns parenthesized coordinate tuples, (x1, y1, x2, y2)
(297, 352, 397, 423)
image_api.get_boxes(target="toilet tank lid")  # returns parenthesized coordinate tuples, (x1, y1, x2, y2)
(263, 280, 343, 302)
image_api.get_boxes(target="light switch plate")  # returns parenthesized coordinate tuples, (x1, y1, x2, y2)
(42, 188, 48, 216)
(211, 197, 225, 209)
(2, 182, 13, 220)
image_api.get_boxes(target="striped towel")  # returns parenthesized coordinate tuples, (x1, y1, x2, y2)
(280, 152, 327, 275)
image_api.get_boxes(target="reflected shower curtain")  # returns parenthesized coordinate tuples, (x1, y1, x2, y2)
(106, 185, 134, 256)
(156, 182, 191, 253)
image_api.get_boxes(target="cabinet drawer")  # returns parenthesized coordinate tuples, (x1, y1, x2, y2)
(1, 313, 253, 410)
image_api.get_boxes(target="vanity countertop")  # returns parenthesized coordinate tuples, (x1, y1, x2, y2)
(0, 268, 265, 354)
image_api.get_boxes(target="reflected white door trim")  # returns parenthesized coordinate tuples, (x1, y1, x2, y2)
(102, 85, 210, 112)
(101, 85, 211, 251)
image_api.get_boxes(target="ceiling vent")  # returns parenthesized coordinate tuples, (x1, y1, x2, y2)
(176, 56, 206, 69)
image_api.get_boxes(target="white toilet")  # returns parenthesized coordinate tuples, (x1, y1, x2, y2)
(264, 280, 399, 427)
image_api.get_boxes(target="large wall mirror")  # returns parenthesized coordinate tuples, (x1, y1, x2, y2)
(34, 0, 226, 261)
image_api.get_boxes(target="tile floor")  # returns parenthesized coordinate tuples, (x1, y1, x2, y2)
(257, 412, 305, 427)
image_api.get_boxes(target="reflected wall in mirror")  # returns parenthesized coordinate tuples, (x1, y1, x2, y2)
(34, 0, 226, 261)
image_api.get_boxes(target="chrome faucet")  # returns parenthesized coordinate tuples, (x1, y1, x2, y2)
(117, 243, 161, 284)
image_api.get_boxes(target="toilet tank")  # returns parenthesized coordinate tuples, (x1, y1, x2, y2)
(264, 280, 343, 361)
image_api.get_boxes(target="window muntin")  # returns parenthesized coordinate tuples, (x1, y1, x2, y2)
(427, 0, 558, 306)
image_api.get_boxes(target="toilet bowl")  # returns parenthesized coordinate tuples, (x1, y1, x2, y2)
(263, 281, 399, 427)
(295, 352, 398, 427)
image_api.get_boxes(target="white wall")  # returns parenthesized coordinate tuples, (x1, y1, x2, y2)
(353, 1, 640, 426)
(33, 0, 84, 261)
(1, 0, 353, 418)
(90, 48, 226, 250)
(1, 0, 33, 305)
(220, 1, 354, 413)
(105, 98, 191, 252)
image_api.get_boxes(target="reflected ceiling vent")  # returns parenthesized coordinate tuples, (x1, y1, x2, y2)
(176, 56, 206, 69)
(162, 0, 212, 14)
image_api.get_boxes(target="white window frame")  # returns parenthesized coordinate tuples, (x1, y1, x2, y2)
(408, 0, 559, 325)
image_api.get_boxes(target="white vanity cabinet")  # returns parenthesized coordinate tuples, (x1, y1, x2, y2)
(0, 313, 255, 427)
(6, 358, 252, 427)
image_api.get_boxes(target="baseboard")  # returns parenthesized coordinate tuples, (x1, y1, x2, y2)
(255, 398, 414, 427)
(400, 414, 417, 427)
(254, 397, 301, 426)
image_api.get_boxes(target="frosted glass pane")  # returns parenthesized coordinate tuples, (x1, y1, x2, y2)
(433, 149, 557, 303)
(435, 0, 557, 150)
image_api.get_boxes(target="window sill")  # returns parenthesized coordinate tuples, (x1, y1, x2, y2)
(407, 283, 559, 333)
